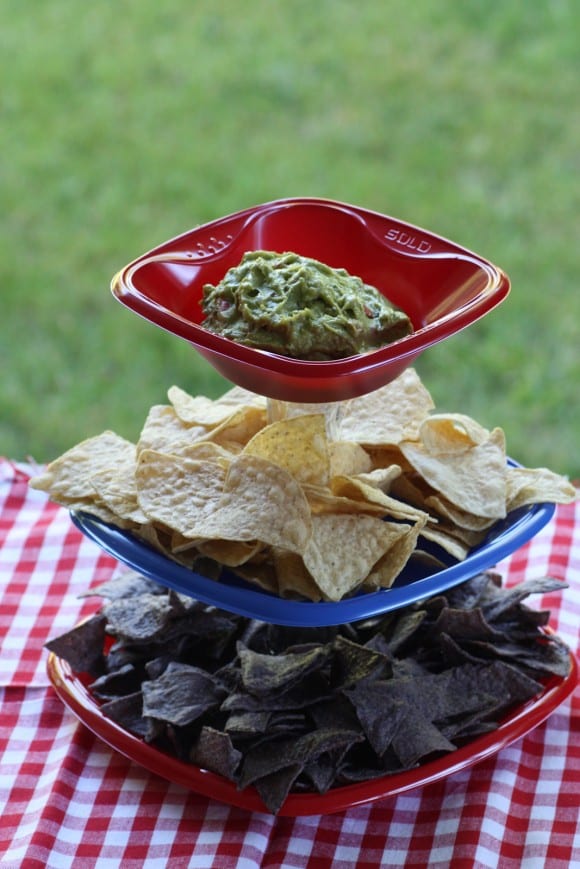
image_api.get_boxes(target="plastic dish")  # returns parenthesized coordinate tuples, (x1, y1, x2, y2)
(47, 644, 577, 817)
(70, 484, 555, 628)
(111, 198, 510, 403)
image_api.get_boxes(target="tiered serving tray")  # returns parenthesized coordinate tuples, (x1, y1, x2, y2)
(48, 198, 576, 815)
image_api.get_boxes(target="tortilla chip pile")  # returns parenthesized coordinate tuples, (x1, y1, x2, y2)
(46, 569, 572, 814)
(30, 369, 576, 602)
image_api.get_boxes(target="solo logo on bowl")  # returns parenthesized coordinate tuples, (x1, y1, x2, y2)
(384, 227, 433, 253)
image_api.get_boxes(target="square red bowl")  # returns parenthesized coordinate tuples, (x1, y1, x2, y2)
(111, 198, 510, 403)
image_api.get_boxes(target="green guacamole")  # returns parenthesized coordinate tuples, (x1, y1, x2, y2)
(201, 251, 413, 360)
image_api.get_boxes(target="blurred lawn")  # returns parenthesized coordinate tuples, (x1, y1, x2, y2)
(1, 0, 579, 476)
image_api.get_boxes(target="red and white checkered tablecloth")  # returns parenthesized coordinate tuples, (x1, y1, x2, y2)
(1, 457, 579, 869)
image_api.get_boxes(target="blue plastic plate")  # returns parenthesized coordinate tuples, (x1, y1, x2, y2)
(70, 478, 554, 627)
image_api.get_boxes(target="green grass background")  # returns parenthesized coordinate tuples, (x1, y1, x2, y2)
(2, 1, 579, 476)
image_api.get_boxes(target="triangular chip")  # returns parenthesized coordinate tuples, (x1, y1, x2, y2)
(30, 431, 136, 502)
(418, 413, 490, 453)
(182, 453, 312, 554)
(302, 513, 414, 601)
(302, 484, 388, 517)
(328, 441, 372, 477)
(338, 368, 435, 446)
(273, 549, 323, 601)
(135, 450, 227, 534)
(506, 466, 576, 512)
(364, 519, 426, 589)
(330, 474, 429, 524)
(423, 494, 497, 531)
(168, 384, 267, 428)
(90, 457, 148, 525)
(196, 538, 264, 567)
(204, 405, 267, 449)
(400, 425, 507, 519)
(243, 414, 329, 486)
(137, 404, 208, 457)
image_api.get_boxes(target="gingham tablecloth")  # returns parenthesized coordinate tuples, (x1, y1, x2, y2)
(1, 457, 579, 869)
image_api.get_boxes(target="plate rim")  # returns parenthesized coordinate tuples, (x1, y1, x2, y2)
(47, 642, 578, 817)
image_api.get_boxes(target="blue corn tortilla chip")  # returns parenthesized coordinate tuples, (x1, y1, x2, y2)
(428, 606, 504, 642)
(238, 727, 364, 813)
(99, 691, 152, 740)
(141, 661, 227, 727)
(90, 662, 142, 700)
(45, 613, 107, 676)
(390, 712, 457, 768)
(190, 726, 243, 781)
(224, 710, 271, 737)
(480, 576, 568, 622)
(238, 643, 332, 695)
(222, 671, 332, 713)
(331, 635, 392, 687)
(103, 593, 177, 644)
(465, 634, 572, 678)
(253, 764, 305, 816)
(46, 568, 572, 814)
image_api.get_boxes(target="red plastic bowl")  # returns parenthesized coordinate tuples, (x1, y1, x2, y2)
(111, 198, 510, 403)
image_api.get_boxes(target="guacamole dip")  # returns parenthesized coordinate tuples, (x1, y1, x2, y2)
(201, 251, 412, 360)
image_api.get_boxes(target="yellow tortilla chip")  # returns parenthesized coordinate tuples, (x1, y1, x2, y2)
(328, 441, 372, 477)
(339, 368, 435, 446)
(133, 523, 201, 567)
(389, 473, 433, 510)
(366, 445, 414, 473)
(90, 460, 147, 525)
(506, 466, 577, 512)
(217, 385, 268, 409)
(352, 466, 403, 492)
(168, 384, 266, 427)
(330, 474, 429, 524)
(168, 387, 224, 426)
(179, 441, 236, 464)
(205, 405, 267, 449)
(243, 414, 329, 486)
(423, 494, 497, 531)
(30, 431, 135, 502)
(302, 484, 388, 517)
(364, 520, 426, 590)
(180, 453, 312, 554)
(419, 525, 472, 561)
(135, 450, 227, 534)
(67, 500, 130, 526)
(137, 405, 208, 457)
(196, 538, 264, 567)
(418, 413, 490, 454)
(400, 425, 507, 519)
(29, 431, 142, 528)
(302, 513, 414, 601)
(273, 549, 323, 601)
(231, 557, 280, 595)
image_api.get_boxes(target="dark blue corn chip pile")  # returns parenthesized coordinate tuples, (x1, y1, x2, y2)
(46, 570, 571, 814)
